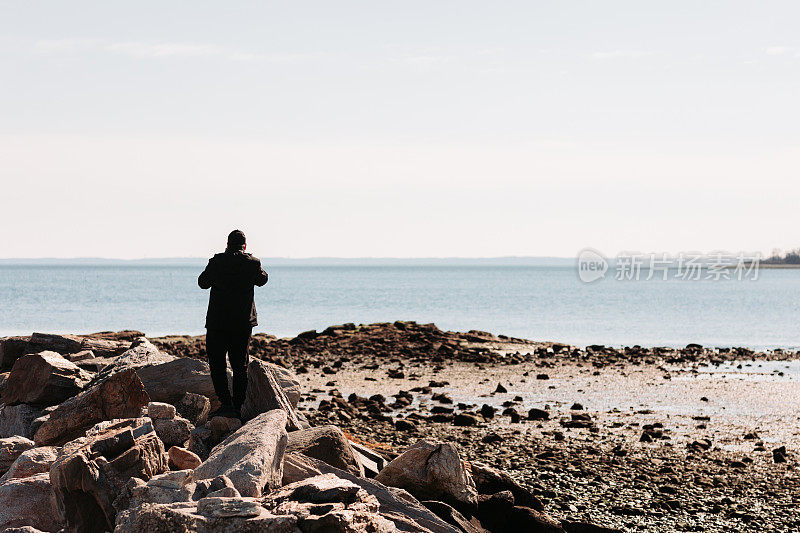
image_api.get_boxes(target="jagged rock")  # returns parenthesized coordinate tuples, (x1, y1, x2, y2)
(49, 417, 168, 532)
(206, 486, 240, 498)
(114, 499, 298, 532)
(31, 332, 128, 359)
(423, 500, 487, 533)
(476, 490, 563, 532)
(528, 408, 550, 420)
(262, 473, 397, 531)
(269, 473, 366, 505)
(0, 445, 58, 482)
(0, 337, 33, 370)
(3, 352, 92, 406)
(67, 350, 95, 362)
(153, 416, 193, 448)
(469, 461, 544, 510)
(196, 496, 263, 518)
(376, 440, 478, 512)
(0, 334, 128, 370)
(189, 409, 288, 497)
(119, 469, 196, 510)
(186, 427, 212, 460)
(91, 338, 174, 382)
(34, 368, 151, 446)
(283, 452, 460, 533)
(136, 358, 217, 406)
(269, 364, 302, 409)
(78, 337, 130, 358)
(168, 446, 202, 470)
(0, 403, 42, 439)
(176, 392, 211, 426)
(287, 425, 364, 477)
(0, 436, 36, 474)
(29, 406, 56, 437)
(0, 472, 62, 532)
(454, 413, 479, 427)
(148, 402, 176, 420)
(4, 526, 49, 533)
(240, 359, 303, 429)
(185, 416, 246, 462)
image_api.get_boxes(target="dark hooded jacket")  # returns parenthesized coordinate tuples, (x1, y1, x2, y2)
(198, 249, 268, 329)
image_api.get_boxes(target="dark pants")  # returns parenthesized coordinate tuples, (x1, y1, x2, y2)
(205, 327, 251, 409)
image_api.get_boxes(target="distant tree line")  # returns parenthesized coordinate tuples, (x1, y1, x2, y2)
(765, 248, 800, 264)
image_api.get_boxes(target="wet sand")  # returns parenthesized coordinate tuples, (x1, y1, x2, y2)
(300, 359, 800, 532)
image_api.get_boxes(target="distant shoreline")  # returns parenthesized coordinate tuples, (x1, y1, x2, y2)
(757, 263, 800, 269)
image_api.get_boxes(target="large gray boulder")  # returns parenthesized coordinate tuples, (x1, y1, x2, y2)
(189, 409, 288, 497)
(287, 425, 364, 477)
(114, 499, 298, 533)
(0, 333, 129, 371)
(240, 359, 303, 429)
(90, 338, 174, 382)
(0, 472, 62, 532)
(283, 452, 460, 533)
(34, 368, 151, 446)
(116, 474, 400, 533)
(263, 473, 396, 531)
(136, 358, 217, 406)
(49, 417, 168, 532)
(375, 440, 478, 512)
(3, 352, 92, 406)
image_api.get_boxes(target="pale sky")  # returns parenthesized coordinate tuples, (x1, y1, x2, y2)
(1, 1, 798, 259)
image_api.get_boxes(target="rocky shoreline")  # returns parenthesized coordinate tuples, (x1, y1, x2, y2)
(0, 323, 797, 532)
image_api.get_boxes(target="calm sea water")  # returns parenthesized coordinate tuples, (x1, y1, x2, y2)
(1, 263, 799, 349)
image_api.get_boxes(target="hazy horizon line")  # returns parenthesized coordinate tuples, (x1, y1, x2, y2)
(0, 256, 576, 266)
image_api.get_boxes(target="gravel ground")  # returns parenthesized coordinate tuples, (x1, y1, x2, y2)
(300, 359, 800, 532)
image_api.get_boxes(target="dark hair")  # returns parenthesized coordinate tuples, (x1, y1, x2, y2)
(227, 229, 246, 249)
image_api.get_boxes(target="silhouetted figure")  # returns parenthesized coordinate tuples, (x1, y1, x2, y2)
(198, 230, 268, 418)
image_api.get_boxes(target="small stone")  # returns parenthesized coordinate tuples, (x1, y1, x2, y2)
(453, 413, 479, 427)
(482, 433, 503, 444)
(527, 408, 550, 421)
(494, 383, 507, 393)
(168, 446, 202, 470)
(147, 402, 176, 420)
(480, 404, 496, 419)
(773, 446, 788, 463)
(176, 393, 211, 426)
(395, 419, 416, 431)
(153, 417, 193, 448)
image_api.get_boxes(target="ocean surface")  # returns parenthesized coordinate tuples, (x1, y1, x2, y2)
(1, 260, 799, 349)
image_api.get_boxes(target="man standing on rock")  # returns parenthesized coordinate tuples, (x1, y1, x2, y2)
(198, 229, 268, 418)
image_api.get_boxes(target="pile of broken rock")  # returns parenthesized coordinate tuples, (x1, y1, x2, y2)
(0, 333, 616, 533)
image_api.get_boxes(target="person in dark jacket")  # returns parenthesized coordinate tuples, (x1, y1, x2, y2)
(198, 229, 268, 418)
